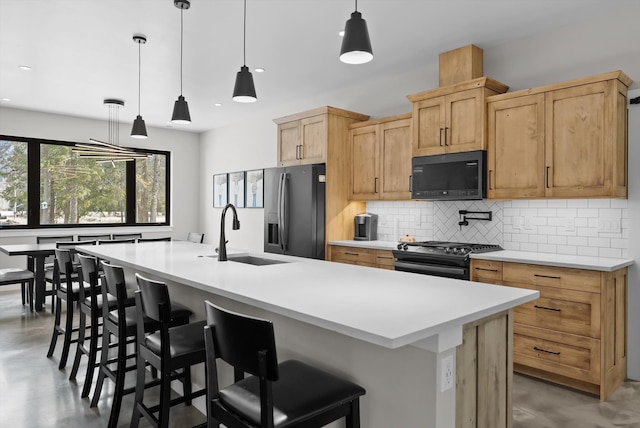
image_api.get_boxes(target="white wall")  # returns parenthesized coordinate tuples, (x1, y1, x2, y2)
(197, 8, 640, 378)
(0, 107, 201, 266)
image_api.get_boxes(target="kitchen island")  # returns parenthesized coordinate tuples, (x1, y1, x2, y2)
(81, 241, 538, 428)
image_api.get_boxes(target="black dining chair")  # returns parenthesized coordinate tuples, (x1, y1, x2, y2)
(111, 233, 142, 240)
(138, 236, 172, 242)
(78, 234, 112, 241)
(187, 232, 205, 243)
(97, 238, 137, 244)
(0, 268, 35, 311)
(46, 246, 95, 369)
(203, 300, 366, 428)
(130, 274, 207, 428)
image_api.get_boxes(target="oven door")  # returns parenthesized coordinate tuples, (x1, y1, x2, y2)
(393, 260, 469, 280)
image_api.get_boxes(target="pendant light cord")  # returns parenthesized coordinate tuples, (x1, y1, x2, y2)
(355, 0, 358, 12)
(242, 0, 247, 66)
(137, 41, 141, 115)
(180, 8, 184, 95)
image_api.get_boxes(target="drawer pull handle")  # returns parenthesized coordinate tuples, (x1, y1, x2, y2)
(377, 256, 393, 260)
(475, 268, 498, 272)
(534, 274, 561, 280)
(534, 346, 560, 356)
(344, 252, 359, 256)
(534, 305, 561, 312)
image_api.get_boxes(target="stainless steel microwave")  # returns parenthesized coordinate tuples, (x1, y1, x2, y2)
(411, 150, 486, 200)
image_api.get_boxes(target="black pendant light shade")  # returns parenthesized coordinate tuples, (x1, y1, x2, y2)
(232, 66, 257, 103)
(172, 95, 191, 124)
(131, 115, 148, 138)
(340, 4, 373, 64)
(171, 0, 191, 124)
(233, 0, 257, 103)
(131, 34, 148, 139)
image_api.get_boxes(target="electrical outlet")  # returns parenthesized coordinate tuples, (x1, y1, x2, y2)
(513, 216, 522, 231)
(524, 216, 533, 230)
(565, 217, 575, 232)
(441, 355, 454, 392)
(598, 218, 621, 233)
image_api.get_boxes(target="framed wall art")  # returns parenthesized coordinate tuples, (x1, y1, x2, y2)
(245, 169, 263, 208)
(228, 171, 245, 208)
(213, 173, 228, 208)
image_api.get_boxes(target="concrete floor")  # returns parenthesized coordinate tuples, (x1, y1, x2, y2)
(1, 285, 639, 427)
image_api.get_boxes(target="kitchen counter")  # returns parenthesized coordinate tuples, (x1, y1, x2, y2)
(470, 250, 634, 271)
(330, 240, 634, 272)
(80, 241, 538, 428)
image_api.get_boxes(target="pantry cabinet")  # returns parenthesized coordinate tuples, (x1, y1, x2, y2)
(349, 114, 412, 201)
(407, 77, 508, 157)
(487, 71, 632, 199)
(470, 259, 627, 401)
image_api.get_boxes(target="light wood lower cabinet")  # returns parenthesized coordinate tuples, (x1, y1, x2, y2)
(470, 259, 627, 401)
(328, 245, 395, 270)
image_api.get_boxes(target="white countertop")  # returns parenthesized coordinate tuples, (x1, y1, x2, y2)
(330, 240, 634, 272)
(470, 250, 634, 271)
(80, 241, 538, 350)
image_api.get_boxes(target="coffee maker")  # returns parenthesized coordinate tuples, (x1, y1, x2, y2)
(354, 213, 378, 241)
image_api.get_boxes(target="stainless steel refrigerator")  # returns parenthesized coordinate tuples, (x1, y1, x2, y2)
(264, 163, 326, 259)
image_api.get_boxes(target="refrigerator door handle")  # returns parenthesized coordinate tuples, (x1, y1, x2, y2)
(281, 173, 289, 251)
(277, 173, 285, 251)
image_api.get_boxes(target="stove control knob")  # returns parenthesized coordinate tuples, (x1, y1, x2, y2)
(397, 243, 403, 250)
(403, 243, 409, 251)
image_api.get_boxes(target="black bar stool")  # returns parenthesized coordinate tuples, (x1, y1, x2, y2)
(46, 246, 94, 369)
(91, 262, 193, 428)
(130, 274, 207, 428)
(203, 300, 366, 428)
(37, 235, 74, 312)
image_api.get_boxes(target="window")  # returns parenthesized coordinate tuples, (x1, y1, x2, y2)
(0, 135, 170, 229)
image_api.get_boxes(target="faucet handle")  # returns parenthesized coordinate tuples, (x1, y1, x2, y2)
(214, 241, 229, 254)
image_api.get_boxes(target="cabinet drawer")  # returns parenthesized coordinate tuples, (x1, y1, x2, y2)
(470, 259, 503, 282)
(509, 283, 601, 338)
(330, 246, 375, 264)
(375, 250, 395, 269)
(514, 324, 600, 384)
(503, 262, 601, 293)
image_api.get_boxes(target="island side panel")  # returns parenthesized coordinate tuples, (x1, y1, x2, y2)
(457, 310, 514, 428)
(134, 272, 443, 428)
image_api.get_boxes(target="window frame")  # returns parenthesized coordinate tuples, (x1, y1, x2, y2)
(0, 134, 170, 230)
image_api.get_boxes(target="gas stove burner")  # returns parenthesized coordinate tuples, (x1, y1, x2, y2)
(396, 241, 502, 255)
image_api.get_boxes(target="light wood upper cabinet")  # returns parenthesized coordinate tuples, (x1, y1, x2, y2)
(349, 114, 412, 201)
(276, 114, 327, 166)
(487, 71, 632, 199)
(408, 77, 509, 157)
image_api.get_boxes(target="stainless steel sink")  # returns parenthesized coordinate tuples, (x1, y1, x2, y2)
(226, 255, 288, 266)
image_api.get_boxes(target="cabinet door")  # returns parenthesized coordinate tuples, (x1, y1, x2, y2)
(300, 115, 327, 164)
(446, 88, 484, 153)
(412, 97, 446, 156)
(350, 125, 379, 200)
(380, 118, 412, 200)
(278, 120, 301, 166)
(487, 94, 545, 199)
(545, 81, 613, 197)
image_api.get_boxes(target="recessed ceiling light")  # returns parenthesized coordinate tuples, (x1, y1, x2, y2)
(18, 65, 32, 70)
(214, 103, 223, 107)
(338, 30, 345, 37)
(254, 68, 265, 73)
(1, 98, 10, 102)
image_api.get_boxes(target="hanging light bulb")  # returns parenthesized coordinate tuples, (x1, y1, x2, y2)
(131, 34, 148, 139)
(340, 0, 373, 64)
(232, 0, 257, 103)
(171, 0, 191, 123)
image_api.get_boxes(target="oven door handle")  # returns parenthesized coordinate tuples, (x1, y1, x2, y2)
(393, 261, 467, 277)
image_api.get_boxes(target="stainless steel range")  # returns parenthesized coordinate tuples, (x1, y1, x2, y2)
(393, 241, 503, 280)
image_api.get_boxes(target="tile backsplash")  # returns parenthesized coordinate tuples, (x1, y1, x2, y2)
(365, 199, 628, 259)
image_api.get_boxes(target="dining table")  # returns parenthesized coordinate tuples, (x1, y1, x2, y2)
(0, 243, 57, 311)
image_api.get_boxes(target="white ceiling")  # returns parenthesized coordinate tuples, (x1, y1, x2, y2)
(0, 0, 638, 134)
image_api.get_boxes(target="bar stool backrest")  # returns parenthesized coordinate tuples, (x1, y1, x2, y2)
(112, 233, 142, 240)
(187, 232, 205, 243)
(135, 274, 171, 323)
(78, 234, 111, 241)
(138, 236, 172, 242)
(98, 238, 136, 244)
(204, 300, 279, 381)
(77, 254, 100, 304)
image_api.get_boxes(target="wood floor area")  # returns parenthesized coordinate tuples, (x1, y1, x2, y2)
(1, 285, 639, 427)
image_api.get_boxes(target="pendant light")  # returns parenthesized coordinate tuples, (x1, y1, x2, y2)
(131, 34, 148, 139)
(340, 0, 373, 64)
(232, 0, 257, 103)
(171, 0, 191, 124)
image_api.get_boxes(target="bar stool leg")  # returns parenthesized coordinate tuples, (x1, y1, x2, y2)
(46, 294, 63, 358)
(90, 330, 110, 407)
(69, 307, 87, 380)
(81, 320, 100, 398)
(106, 336, 128, 428)
(130, 350, 146, 428)
(58, 297, 75, 369)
